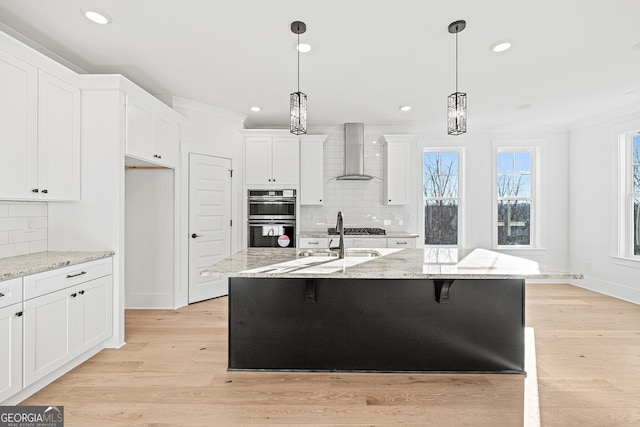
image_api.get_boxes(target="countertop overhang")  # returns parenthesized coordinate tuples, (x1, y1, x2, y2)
(201, 248, 583, 280)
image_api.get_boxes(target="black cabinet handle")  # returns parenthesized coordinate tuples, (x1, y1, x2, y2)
(15, 312, 23, 317)
(32, 188, 39, 193)
(79, 290, 85, 295)
(191, 233, 202, 238)
(0, 292, 4, 298)
(67, 271, 87, 279)
(388, 199, 391, 202)
(42, 189, 48, 194)
(153, 154, 162, 159)
(308, 241, 319, 245)
(396, 242, 407, 245)
(71, 293, 77, 298)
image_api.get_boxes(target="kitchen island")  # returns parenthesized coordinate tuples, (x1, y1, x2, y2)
(202, 248, 582, 374)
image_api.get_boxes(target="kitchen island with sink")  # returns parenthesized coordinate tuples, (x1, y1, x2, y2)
(202, 248, 582, 374)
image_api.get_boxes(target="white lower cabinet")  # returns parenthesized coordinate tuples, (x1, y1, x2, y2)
(298, 237, 329, 249)
(23, 275, 112, 387)
(0, 302, 22, 402)
(343, 237, 388, 248)
(1, 257, 113, 403)
(387, 237, 417, 248)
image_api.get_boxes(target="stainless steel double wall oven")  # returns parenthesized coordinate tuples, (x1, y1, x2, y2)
(247, 190, 296, 248)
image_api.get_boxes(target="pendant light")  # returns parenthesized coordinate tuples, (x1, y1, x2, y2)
(290, 21, 307, 135)
(447, 20, 467, 135)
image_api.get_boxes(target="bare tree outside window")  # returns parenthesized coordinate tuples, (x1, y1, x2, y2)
(424, 151, 458, 245)
(497, 151, 532, 245)
(633, 136, 640, 255)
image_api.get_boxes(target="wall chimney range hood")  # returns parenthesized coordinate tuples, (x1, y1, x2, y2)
(336, 123, 374, 180)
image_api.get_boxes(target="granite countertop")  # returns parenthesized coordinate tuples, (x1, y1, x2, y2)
(201, 247, 583, 280)
(0, 251, 115, 282)
(299, 232, 420, 238)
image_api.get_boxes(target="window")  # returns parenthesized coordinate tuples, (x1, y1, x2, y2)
(634, 136, 640, 255)
(423, 150, 460, 245)
(621, 133, 640, 257)
(495, 149, 536, 247)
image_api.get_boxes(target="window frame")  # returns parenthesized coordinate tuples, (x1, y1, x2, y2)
(422, 147, 465, 248)
(617, 131, 640, 259)
(492, 145, 540, 249)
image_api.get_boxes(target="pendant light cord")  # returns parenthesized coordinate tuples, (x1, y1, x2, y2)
(455, 31, 458, 93)
(297, 32, 300, 93)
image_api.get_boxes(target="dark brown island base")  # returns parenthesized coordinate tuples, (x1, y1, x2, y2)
(201, 248, 583, 374)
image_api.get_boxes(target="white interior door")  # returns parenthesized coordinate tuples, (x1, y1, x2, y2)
(188, 154, 232, 303)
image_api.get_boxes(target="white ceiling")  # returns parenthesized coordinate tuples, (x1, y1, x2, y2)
(1, 0, 639, 132)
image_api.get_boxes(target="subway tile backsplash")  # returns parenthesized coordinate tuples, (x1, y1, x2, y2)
(299, 129, 414, 233)
(0, 201, 48, 258)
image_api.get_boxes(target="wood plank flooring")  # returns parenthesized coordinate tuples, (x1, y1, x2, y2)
(20, 284, 640, 426)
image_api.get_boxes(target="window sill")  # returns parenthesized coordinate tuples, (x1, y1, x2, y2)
(612, 256, 640, 269)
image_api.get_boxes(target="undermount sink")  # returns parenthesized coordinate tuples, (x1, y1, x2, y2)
(297, 248, 381, 258)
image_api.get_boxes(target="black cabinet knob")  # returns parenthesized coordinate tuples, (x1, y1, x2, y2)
(79, 290, 85, 295)
(32, 189, 39, 193)
(42, 189, 48, 194)
(71, 293, 77, 298)
(15, 312, 23, 317)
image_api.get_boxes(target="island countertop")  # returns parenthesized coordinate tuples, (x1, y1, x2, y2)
(201, 247, 583, 280)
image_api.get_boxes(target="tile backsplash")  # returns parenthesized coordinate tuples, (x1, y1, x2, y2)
(299, 128, 415, 233)
(0, 202, 48, 258)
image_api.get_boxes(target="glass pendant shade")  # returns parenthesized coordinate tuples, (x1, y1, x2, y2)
(447, 91, 467, 135)
(290, 91, 307, 135)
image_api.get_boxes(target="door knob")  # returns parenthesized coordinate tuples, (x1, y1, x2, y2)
(191, 233, 202, 238)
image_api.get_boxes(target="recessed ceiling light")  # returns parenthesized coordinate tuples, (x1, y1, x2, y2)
(297, 43, 312, 53)
(399, 106, 412, 112)
(250, 106, 261, 112)
(491, 41, 512, 53)
(371, 140, 377, 144)
(83, 9, 111, 25)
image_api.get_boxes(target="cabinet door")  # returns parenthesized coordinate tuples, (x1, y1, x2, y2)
(38, 71, 81, 201)
(384, 141, 410, 205)
(245, 137, 272, 185)
(0, 303, 22, 402)
(23, 288, 76, 387)
(272, 137, 299, 185)
(126, 95, 154, 160)
(0, 50, 38, 200)
(387, 237, 417, 248)
(356, 238, 387, 248)
(152, 116, 177, 167)
(75, 276, 112, 355)
(300, 141, 323, 205)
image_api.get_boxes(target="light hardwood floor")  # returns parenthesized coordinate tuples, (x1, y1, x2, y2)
(21, 284, 640, 426)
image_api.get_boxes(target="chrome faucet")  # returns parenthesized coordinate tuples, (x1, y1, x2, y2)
(330, 211, 345, 259)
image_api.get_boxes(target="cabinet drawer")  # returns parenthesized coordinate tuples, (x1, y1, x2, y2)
(23, 257, 113, 300)
(298, 238, 329, 249)
(387, 238, 417, 248)
(0, 278, 22, 309)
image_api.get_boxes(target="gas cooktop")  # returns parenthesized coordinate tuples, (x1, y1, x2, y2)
(327, 227, 386, 235)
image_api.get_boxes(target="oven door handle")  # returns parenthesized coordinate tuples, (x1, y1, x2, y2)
(248, 220, 296, 225)
(249, 198, 296, 203)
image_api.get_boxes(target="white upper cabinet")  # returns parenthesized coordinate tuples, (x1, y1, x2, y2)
(37, 71, 81, 201)
(299, 135, 328, 205)
(242, 131, 300, 186)
(382, 135, 414, 206)
(0, 49, 80, 201)
(126, 94, 178, 168)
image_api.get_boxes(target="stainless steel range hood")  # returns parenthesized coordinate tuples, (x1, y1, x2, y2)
(336, 123, 374, 180)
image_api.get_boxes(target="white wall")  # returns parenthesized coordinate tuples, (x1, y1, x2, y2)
(0, 202, 47, 258)
(568, 108, 640, 303)
(125, 168, 174, 308)
(169, 97, 246, 307)
(302, 125, 570, 270)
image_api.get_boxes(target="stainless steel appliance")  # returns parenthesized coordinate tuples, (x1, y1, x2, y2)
(248, 190, 296, 248)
